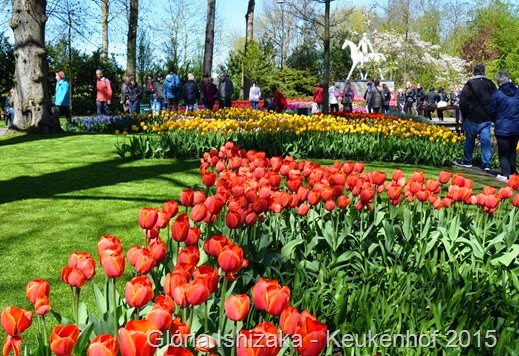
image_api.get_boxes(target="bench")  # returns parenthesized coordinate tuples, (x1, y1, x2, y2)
(422, 105, 462, 133)
(140, 103, 151, 114)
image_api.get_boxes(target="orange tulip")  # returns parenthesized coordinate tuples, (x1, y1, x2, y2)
(297, 203, 310, 216)
(68, 252, 96, 281)
(294, 311, 328, 356)
(50, 324, 80, 356)
(119, 320, 158, 356)
(225, 211, 241, 229)
(252, 278, 291, 316)
(392, 169, 406, 186)
(451, 173, 466, 187)
(193, 265, 219, 294)
(279, 306, 301, 336)
(99, 250, 125, 278)
(178, 246, 200, 267)
(87, 334, 119, 356)
(164, 272, 188, 299)
(154, 210, 170, 229)
(164, 346, 194, 356)
(1, 307, 32, 337)
(190, 203, 208, 222)
(184, 227, 201, 247)
(185, 279, 210, 306)
(205, 195, 225, 216)
(125, 276, 154, 309)
(26, 280, 50, 305)
(372, 170, 387, 186)
(195, 334, 217, 353)
(353, 162, 364, 173)
(509, 174, 519, 189)
(139, 208, 159, 230)
(225, 294, 250, 322)
(127, 246, 156, 275)
(97, 235, 123, 255)
(146, 296, 174, 332)
(61, 267, 86, 288)
(236, 321, 281, 356)
(498, 186, 513, 199)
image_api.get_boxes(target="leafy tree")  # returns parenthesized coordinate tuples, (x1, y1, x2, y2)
(286, 44, 322, 76)
(0, 32, 14, 96)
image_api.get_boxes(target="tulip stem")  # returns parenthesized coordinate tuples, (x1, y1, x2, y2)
(219, 278, 229, 332)
(42, 315, 49, 349)
(112, 278, 118, 336)
(231, 320, 237, 356)
(134, 307, 140, 320)
(204, 301, 208, 331)
(188, 306, 195, 329)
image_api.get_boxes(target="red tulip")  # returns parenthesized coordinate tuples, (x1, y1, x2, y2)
(97, 235, 122, 255)
(154, 210, 170, 229)
(372, 170, 387, 185)
(279, 306, 301, 336)
(190, 203, 208, 222)
(139, 208, 159, 230)
(252, 278, 291, 316)
(498, 186, 513, 199)
(162, 200, 179, 219)
(202, 172, 217, 188)
(169, 317, 191, 347)
(178, 246, 200, 267)
(146, 302, 173, 332)
(61, 267, 86, 288)
(171, 213, 190, 242)
(164, 272, 188, 299)
(438, 170, 451, 184)
(337, 195, 350, 209)
(225, 211, 241, 229)
(194, 334, 217, 353)
(451, 173, 466, 187)
(225, 294, 250, 321)
(185, 279, 210, 306)
(297, 203, 310, 216)
(119, 320, 158, 356)
(218, 244, 247, 275)
(236, 321, 281, 356)
(50, 324, 80, 356)
(87, 334, 119, 356)
(513, 194, 519, 208)
(193, 265, 219, 294)
(294, 311, 328, 356)
(193, 191, 206, 205)
(184, 227, 201, 247)
(353, 162, 364, 173)
(179, 189, 195, 207)
(99, 250, 125, 278)
(125, 276, 154, 309)
(149, 239, 167, 263)
(426, 179, 441, 194)
(391, 169, 406, 186)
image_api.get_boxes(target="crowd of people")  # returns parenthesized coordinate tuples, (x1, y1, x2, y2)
(2, 63, 518, 182)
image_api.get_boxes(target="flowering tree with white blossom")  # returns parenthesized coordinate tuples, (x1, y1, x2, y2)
(369, 31, 470, 90)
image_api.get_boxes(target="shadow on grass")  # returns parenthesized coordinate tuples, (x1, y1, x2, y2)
(0, 158, 200, 204)
(0, 132, 79, 148)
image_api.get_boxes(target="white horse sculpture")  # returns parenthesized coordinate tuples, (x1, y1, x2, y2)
(341, 40, 386, 80)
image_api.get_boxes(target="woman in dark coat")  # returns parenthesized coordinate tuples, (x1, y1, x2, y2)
(489, 70, 519, 181)
(183, 73, 200, 111)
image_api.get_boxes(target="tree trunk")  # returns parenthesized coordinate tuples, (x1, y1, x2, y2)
(10, 0, 62, 134)
(126, 0, 138, 75)
(322, 0, 330, 115)
(101, 0, 109, 58)
(241, 0, 254, 100)
(202, 0, 216, 80)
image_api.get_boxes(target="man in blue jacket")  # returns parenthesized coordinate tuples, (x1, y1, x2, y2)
(164, 66, 181, 112)
(489, 70, 519, 181)
(55, 71, 72, 124)
(455, 63, 497, 172)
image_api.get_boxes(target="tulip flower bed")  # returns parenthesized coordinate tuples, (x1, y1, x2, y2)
(112, 109, 463, 166)
(3, 142, 519, 355)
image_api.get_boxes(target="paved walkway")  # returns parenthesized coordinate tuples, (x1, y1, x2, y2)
(0, 127, 7, 136)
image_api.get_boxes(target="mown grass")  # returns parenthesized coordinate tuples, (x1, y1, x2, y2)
(0, 131, 502, 351)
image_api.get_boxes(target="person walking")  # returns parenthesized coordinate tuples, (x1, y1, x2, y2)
(424, 86, 437, 121)
(370, 80, 383, 113)
(249, 82, 261, 110)
(164, 66, 182, 112)
(182, 73, 200, 111)
(454, 63, 497, 172)
(120, 75, 130, 114)
(217, 73, 234, 109)
(328, 81, 340, 112)
(313, 82, 324, 113)
(152, 73, 165, 115)
(4, 88, 14, 127)
(272, 85, 288, 113)
(489, 70, 519, 181)
(341, 80, 355, 113)
(202, 77, 218, 110)
(436, 87, 449, 122)
(54, 71, 72, 124)
(126, 75, 142, 115)
(95, 69, 113, 116)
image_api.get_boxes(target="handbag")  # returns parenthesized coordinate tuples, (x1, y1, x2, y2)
(311, 102, 320, 114)
(437, 101, 448, 108)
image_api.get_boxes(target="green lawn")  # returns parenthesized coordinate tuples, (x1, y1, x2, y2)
(0, 131, 501, 350)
